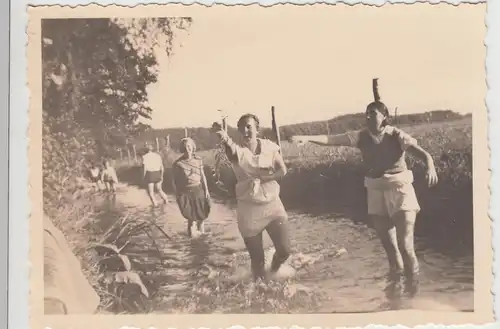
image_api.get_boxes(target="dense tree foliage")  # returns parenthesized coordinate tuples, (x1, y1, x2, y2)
(42, 17, 192, 211)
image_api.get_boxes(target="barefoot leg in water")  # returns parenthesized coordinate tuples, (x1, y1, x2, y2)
(371, 215, 405, 300)
(155, 181, 169, 204)
(393, 210, 420, 297)
(266, 217, 291, 276)
(243, 232, 266, 281)
(147, 182, 158, 206)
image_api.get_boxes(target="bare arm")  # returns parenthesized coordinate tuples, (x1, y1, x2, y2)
(171, 164, 178, 194)
(200, 161, 210, 197)
(217, 130, 242, 163)
(407, 144, 435, 171)
(291, 131, 360, 147)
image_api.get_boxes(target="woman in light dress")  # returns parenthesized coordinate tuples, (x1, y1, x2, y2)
(215, 113, 291, 281)
(172, 137, 211, 237)
(291, 100, 438, 299)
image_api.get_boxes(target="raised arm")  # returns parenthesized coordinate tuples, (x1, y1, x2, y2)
(216, 130, 243, 163)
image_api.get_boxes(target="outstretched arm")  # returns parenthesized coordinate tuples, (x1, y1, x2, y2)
(290, 131, 360, 147)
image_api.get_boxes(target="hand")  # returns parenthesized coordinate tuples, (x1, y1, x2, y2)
(426, 165, 439, 187)
(205, 190, 211, 200)
(215, 129, 229, 143)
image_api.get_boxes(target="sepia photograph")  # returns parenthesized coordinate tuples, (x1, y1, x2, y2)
(28, 2, 491, 328)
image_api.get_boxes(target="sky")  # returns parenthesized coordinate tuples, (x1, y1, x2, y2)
(144, 3, 486, 130)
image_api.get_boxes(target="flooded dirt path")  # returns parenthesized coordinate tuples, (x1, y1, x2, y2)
(94, 183, 473, 314)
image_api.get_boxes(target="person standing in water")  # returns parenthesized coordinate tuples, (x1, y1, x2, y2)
(290, 101, 438, 299)
(142, 144, 169, 207)
(214, 113, 291, 281)
(172, 138, 211, 237)
(101, 159, 119, 193)
(88, 161, 103, 191)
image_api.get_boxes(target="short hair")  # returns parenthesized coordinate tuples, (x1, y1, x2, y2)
(179, 137, 196, 154)
(366, 101, 390, 126)
(237, 113, 260, 132)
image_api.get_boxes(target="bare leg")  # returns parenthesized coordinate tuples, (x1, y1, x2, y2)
(371, 215, 405, 299)
(393, 210, 420, 297)
(196, 220, 205, 234)
(187, 219, 194, 237)
(265, 217, 291, 274)
(243, 232, 266, 281)
(155, 182, 169, 204)
(147, 183, 157, 206)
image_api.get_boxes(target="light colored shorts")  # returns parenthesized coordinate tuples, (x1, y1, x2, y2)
(364, 170, 421, 219)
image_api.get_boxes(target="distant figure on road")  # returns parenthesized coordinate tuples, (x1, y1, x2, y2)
(214, 113, 291, 282)
(172, 137, 211, 237)
(290, 100, 439, 300)
(142, 144, 169, 207)
(101, 159, 119, 193)
(88, 161, 103, 191)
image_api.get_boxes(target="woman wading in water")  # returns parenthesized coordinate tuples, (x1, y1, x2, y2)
(291, 101, 438, 299)
(214, 114, 291, 281)
(172, 138, 211, 237)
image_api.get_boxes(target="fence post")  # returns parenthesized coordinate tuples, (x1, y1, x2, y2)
(271, 106, 282, 153)
(132, 144, 137, 163)
(184, 128, 188, 138)
(155, 137, 159, 153)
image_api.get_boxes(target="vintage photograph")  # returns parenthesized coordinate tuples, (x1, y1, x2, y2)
(28, 2, 491, 328)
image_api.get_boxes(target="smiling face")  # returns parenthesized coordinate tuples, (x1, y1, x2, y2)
(238, 116, 259, 144)
(181, 138, 196, 157)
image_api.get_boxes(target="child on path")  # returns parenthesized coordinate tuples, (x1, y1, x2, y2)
(290, 101, 438, 300)
(101, 159, 119, 193)
(172, 138, 211, 237)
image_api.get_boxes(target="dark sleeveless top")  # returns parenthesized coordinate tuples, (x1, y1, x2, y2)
(357, 128, 409, 179)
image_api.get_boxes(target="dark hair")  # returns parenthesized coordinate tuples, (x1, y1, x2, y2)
(237, 113, 260, 132)
(366, 101, 390, 126)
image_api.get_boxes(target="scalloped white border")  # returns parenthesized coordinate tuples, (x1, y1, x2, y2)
(11, 0, 498, 328)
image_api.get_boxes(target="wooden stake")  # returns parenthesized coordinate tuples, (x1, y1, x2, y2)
(132, 144, 137, 162)
(155, 137, 159, 153)
(372, 78, 381, 102)
(271, 106, 282, 152)
(184, 128, 188, 138)
(166, 135, 170, 150)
